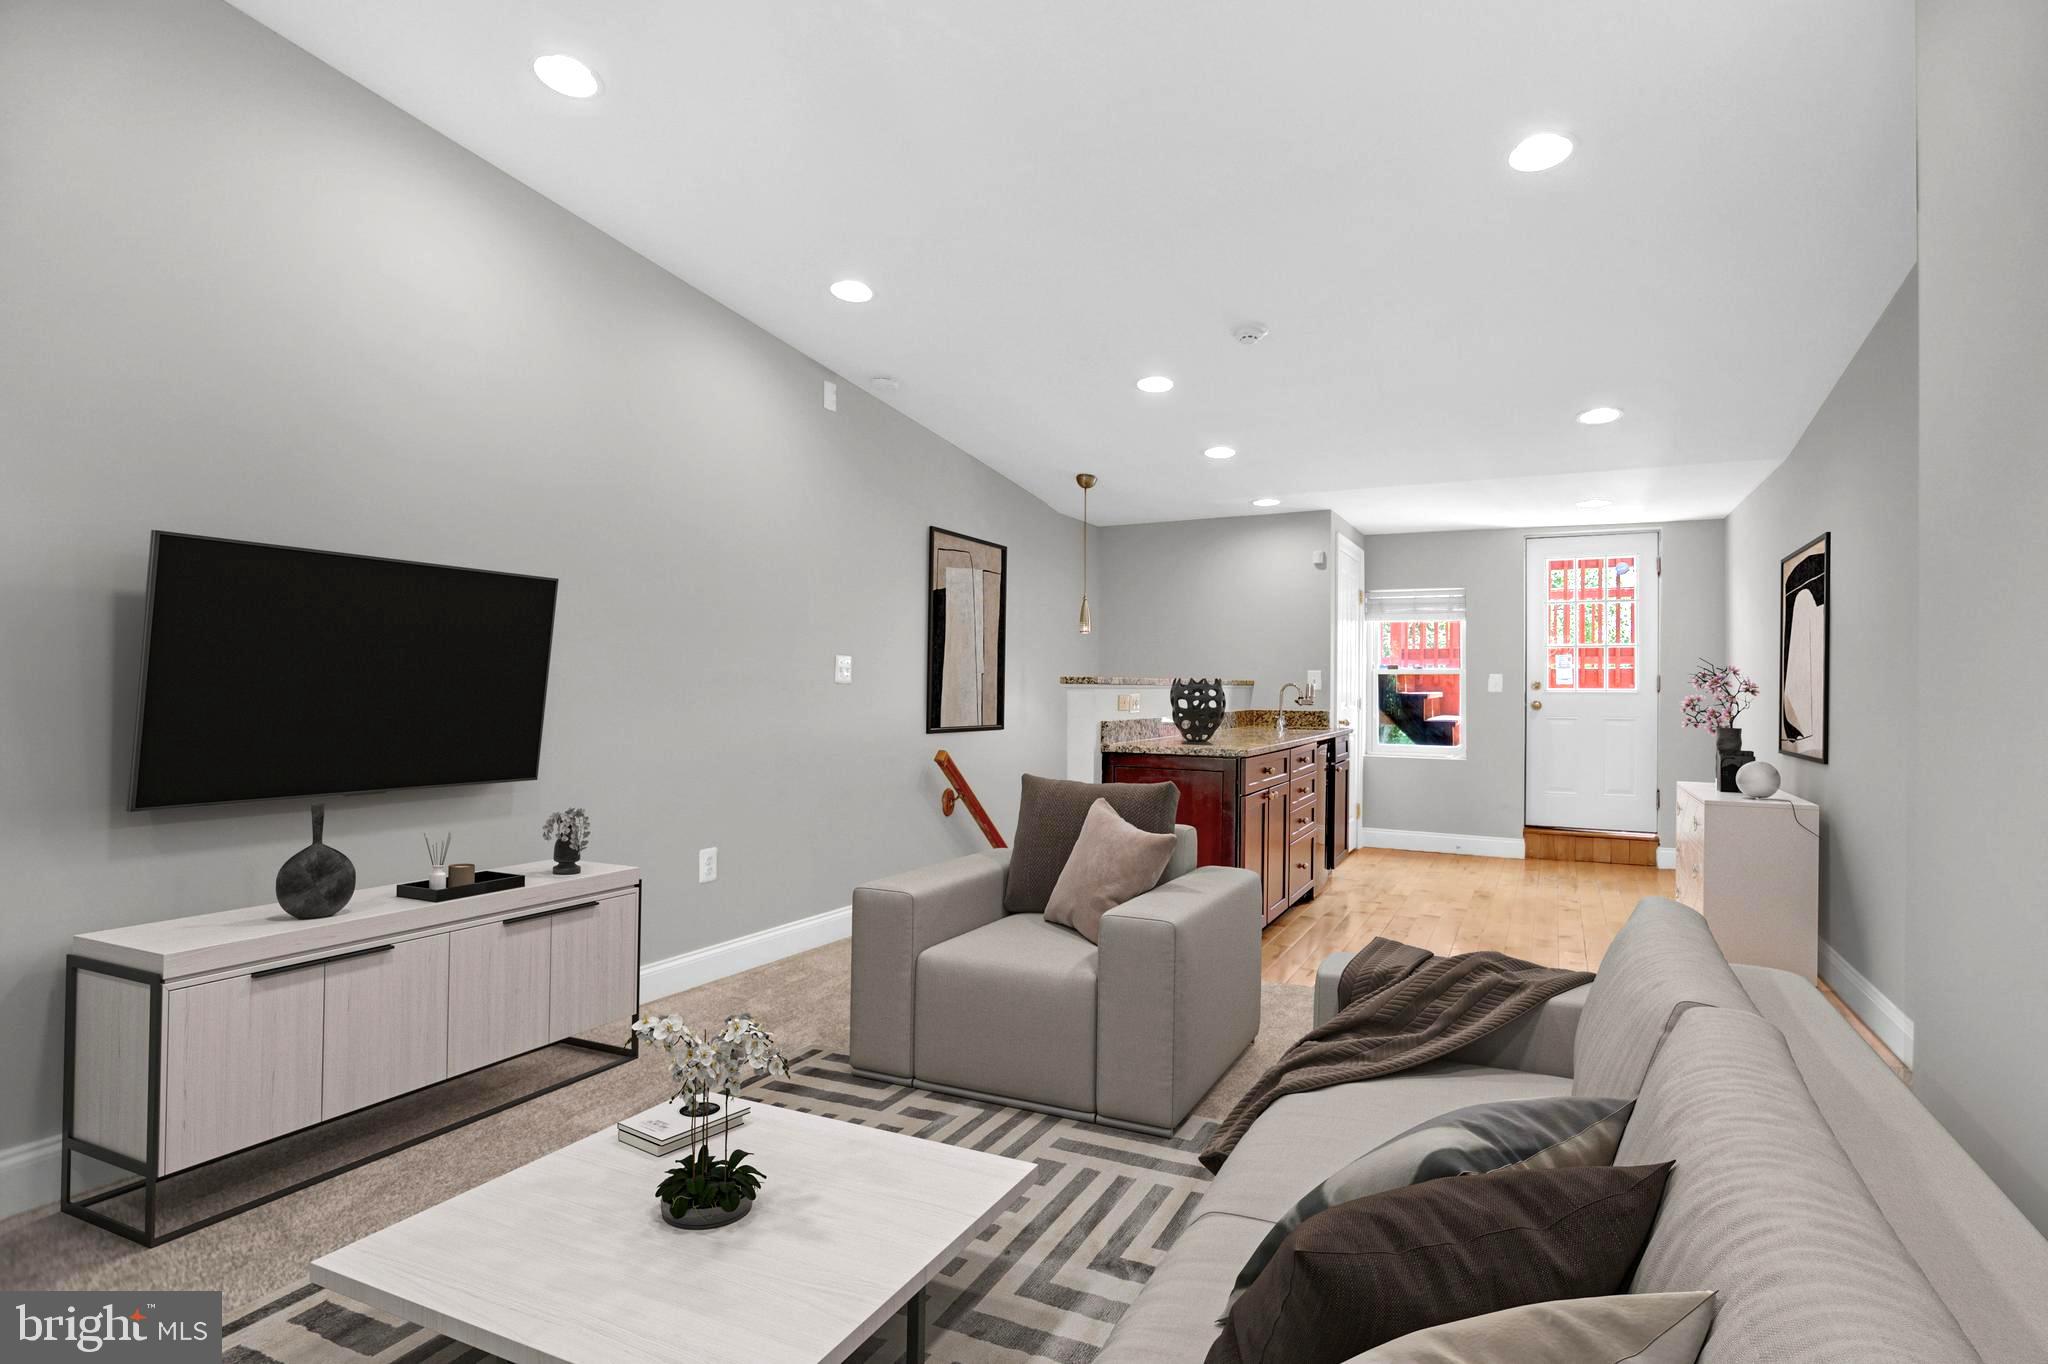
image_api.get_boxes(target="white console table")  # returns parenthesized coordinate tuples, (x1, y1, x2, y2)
(63, 861, 642, 1245)
(1673, 782, 1819, 978)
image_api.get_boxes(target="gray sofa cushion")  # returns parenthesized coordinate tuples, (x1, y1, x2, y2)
(1573, 897, 1757, 1099)
(1005, 774, 1178, 915)
(1735, 964, 2048, 1364)
(1616, 1006, 1981, 1363)
(1100, 1214, 1274, 1364)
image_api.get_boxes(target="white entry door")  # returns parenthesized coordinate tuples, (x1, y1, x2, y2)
(1525, 533, 1659, 833)
(1334, 537, 1365, 844)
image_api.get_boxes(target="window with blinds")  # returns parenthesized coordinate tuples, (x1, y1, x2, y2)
(1366, 588, 1466, 757)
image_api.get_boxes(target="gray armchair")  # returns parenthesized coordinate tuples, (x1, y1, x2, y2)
(851, 826, 1262, 1134)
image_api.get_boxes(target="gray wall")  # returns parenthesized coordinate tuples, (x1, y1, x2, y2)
(1095, 512, 1337, 705)
(1726, 272, 1917, 1009)
(1913, 0, 2048, 1228)
(1357, 522, 1726, 847)
(0, 0, 1092, 1153)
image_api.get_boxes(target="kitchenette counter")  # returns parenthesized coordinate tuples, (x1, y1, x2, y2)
(1102, 723, 1347, 759)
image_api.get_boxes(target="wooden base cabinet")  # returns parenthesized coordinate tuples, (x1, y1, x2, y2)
(1106, 737, 1336, 925)
(65, 861, 644, 1245)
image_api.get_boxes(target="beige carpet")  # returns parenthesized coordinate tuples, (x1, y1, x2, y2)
(0, 939, 1310, 1317)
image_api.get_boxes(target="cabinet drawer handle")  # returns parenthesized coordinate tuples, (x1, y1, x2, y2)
(505, 899, 601, 927)
(252, 942, 393, 979)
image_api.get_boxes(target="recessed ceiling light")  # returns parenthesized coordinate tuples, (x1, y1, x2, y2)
(1136, 375, 1174, 394)
(1576, 498, 1614, 510)
(829, 279, 874, 304)
(1251, 497, 1281, 508)
(1508, 132, 1574, 173)
(1577, 406, 1623, 425)
(1204, 445, 1236, 460)
(532, 54, 601, 99)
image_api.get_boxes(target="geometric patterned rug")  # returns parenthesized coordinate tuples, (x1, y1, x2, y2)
(219, 1048, 1220, 1363)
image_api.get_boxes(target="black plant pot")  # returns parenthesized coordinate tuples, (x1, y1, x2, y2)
(553, 839, 583, 875)
(1715, 726, 1744, 755)
(1171, 677, 1226, 744)
(661, 1196, 752, 1230)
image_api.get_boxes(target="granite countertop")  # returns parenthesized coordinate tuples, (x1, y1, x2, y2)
(1102, 721, 1349, 758)
(1060, 676, 1259, 688)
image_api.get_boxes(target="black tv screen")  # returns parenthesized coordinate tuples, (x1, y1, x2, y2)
(131, 533, 558, 809)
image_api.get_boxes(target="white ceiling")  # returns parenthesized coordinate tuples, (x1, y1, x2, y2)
(227, 1, 1915, 532)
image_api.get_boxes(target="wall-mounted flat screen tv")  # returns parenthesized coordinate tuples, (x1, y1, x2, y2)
(130, 532, 558, 809)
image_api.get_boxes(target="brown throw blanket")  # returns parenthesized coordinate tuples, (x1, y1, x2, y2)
(1199, 938, 1593, 1171)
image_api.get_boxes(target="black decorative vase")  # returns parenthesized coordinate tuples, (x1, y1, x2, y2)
(661, 1196, 752, 1230)
(1170, 677, 1226, 744)
(276, 803, 355, 920)
(553, 839, 583, 876)
(1714, 729, 1751, 793)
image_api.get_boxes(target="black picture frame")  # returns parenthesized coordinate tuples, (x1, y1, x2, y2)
(1778, 531, 1830, 763)
(925, 526, 1008, 734)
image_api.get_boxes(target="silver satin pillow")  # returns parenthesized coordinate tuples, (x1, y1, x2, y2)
(1231, 1094, 1635, 1298)
(1347, 1291, 1717, 1363)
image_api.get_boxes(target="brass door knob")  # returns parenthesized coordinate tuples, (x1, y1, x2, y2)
(1530, 700, 1544, 710)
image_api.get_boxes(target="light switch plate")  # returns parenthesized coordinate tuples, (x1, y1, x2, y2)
(1117, 692, 1141, 712)
(698, 847, 718, 883)
(834, 654, 853, 684)
(822, 380, 838, 411)
(1487, 673, 1504, 692)
(1307, 670, 1323, 693)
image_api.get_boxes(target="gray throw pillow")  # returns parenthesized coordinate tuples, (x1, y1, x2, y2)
(1232, 1095, 1635, 1297)
(1208, 1162, 1677, 1364)
(1347, 1291, 1717, 1363)
(1044, 799, 1179, 943)
(1004, 774, 1178, 915)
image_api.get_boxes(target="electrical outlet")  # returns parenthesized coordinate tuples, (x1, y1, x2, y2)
(698, 847, 718, 883)
(834, 654, 853, 684)
(1117, 692, 1141, 712)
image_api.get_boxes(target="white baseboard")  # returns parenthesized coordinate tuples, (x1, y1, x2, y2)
(0, 1134, 61, 1222)
(0, 908, 856, 1224)
(1656, 846, 1677, 870)
(1819, 941, 1915, 1068)
(1354, 827, 1526, 860)
(640, 905, 852, 1004)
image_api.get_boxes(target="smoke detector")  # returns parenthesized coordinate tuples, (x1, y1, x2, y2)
(869, 376, 902, 391)
(1233, 322, 1270, 346)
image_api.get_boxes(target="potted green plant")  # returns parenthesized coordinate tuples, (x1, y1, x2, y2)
(630, 1012, 790, 1229)
(541, 807, 592, 875)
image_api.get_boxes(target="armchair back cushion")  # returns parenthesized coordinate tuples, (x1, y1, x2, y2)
(1005, 775, 1179, 914)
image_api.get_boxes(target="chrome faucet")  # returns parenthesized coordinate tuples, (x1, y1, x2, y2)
(1277, 682, 1304, 732)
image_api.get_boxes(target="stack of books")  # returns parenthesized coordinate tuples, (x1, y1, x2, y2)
(617, 1099, 751, 1157)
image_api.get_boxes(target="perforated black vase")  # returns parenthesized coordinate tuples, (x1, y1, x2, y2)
(1171, 677, 1227, 744)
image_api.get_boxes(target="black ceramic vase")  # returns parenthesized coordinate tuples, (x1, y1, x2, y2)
(1714, 728, 1751, 793)
(1170, 677, 1227, 744)
(553, 839, 583, 875)
(276, 803, 355, 920)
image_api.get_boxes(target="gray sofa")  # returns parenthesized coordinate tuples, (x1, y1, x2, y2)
(850, 827, 1262, 1134)
(1100, 898, 2048, 1364)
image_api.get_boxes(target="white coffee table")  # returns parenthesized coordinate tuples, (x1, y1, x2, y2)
(312, 1102, 1037, 1363)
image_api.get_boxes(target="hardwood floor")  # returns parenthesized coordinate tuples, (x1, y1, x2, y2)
(1262, 845, 1672, 987)
(1267, 845, 1910, 1081)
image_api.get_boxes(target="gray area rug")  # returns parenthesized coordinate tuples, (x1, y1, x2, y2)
(219, 1047, 1222, 1363)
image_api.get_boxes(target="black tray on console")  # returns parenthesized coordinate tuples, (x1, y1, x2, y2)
(395, 870, 528, 902)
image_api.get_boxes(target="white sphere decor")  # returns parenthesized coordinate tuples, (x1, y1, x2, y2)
(1735, 760, 1782, 799)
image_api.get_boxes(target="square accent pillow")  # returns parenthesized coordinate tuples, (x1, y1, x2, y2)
(1044, 799, 1180, 943)
(1351, 1291, 1717, 1363)
(1206, 1161, 1676, 1364)
(1231, 1095, 1635, 1297)
(1004, 774, 1178, 915)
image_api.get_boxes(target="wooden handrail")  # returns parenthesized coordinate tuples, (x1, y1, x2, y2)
(934, 750, 1006, 849)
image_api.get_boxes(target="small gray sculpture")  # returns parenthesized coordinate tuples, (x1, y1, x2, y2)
(1735, 760, 1783, 800)
(277, 802, 356, 919)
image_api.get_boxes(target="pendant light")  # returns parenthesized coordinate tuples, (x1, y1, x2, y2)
(1076, 473, 1097, 635)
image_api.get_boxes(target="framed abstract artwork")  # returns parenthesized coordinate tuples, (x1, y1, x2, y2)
(1779, 532, 1829, 762)
(926, 527, 1007, 733)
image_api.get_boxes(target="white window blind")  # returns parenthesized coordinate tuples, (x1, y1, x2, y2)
(1364, 588, 1466, 620)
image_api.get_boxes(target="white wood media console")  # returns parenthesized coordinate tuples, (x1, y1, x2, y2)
(63, 860, 642, 1245)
